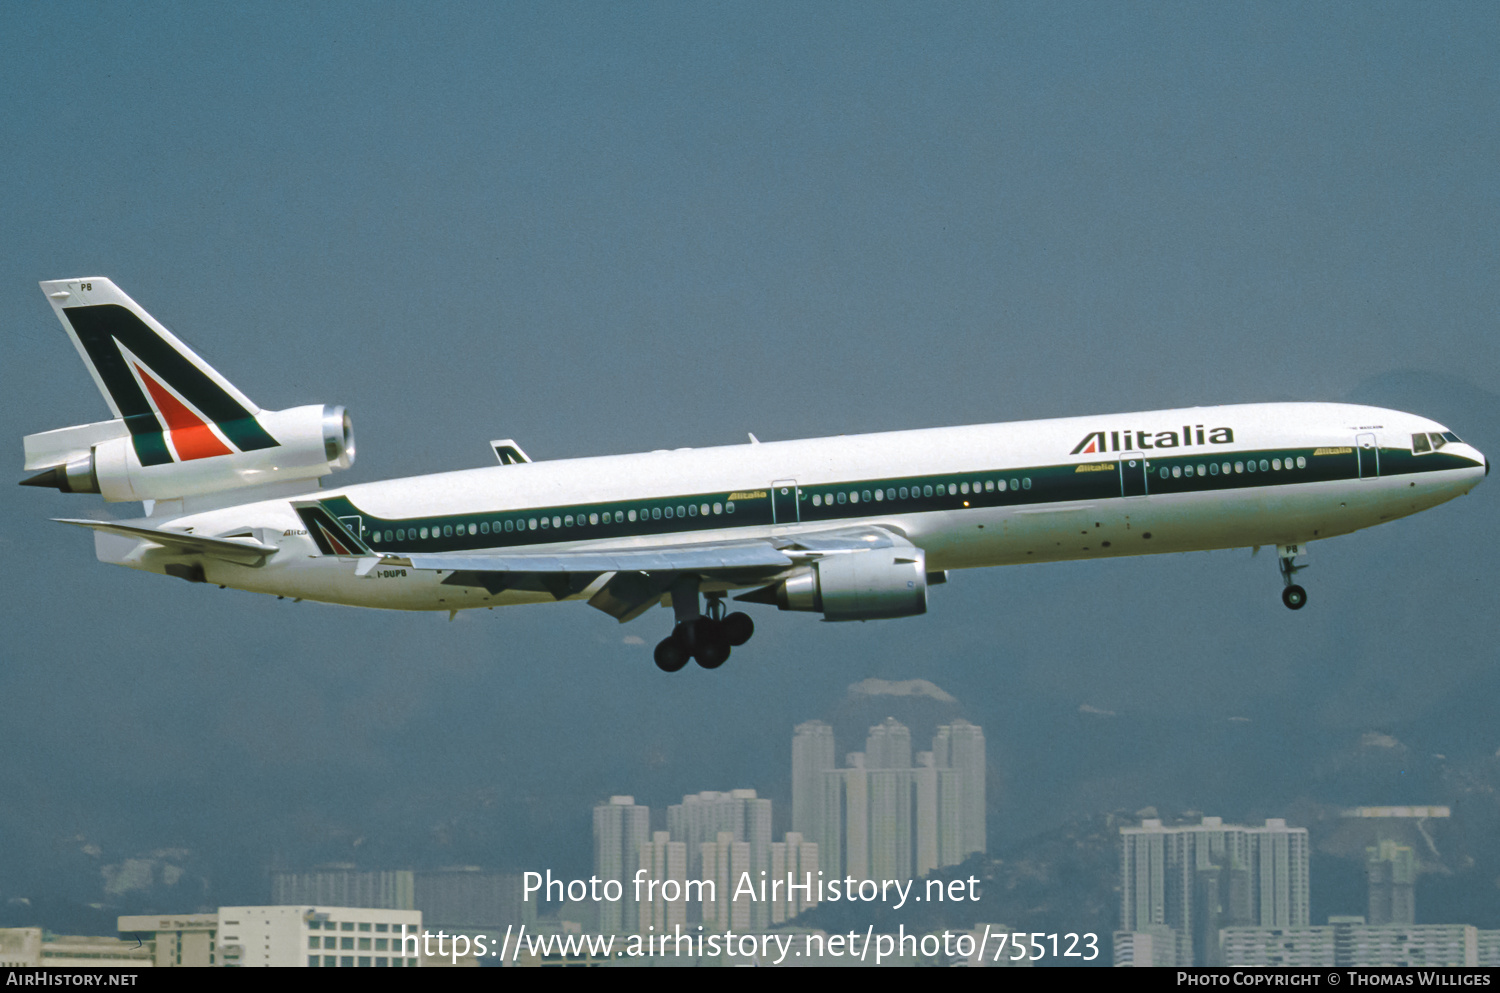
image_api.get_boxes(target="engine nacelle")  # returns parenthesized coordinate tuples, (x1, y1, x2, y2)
(766, 547, 929, 621)
(23, 404, 355, 502)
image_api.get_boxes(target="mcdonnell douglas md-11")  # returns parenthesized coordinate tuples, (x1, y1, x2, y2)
(21, 279, 1488, 671)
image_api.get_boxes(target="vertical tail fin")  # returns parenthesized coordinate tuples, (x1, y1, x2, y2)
(39, 279, 278, 467)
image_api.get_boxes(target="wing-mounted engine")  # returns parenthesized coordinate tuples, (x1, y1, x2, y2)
(20, 278, 355, 503)
(738, 545, 930, 620)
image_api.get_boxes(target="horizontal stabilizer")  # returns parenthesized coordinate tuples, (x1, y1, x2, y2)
(54, 518, 277, 565)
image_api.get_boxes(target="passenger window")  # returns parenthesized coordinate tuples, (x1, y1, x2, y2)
(469, 523, 478, 535)
(1223, 463, 1232, 474)
(1235, 462, 1244, 473)
(923, 485, 933, 497)
(565, 515, 574, 526)
(874, 489, 884, 501)
(1259, 460, 1269, 471)
(1296, 457, 1306, 469)
(529, 518, 538, 529)
(997, 480, 1006, 491)
(1412, 433, 1431, 453)
(985, 480, 994, 491)
(540, 518, 549, 529)
(1023, 477, 1031, 490)
(664, 506, 673, 519)
(850, 491, 860, 504)
(1172, 466, 1182, 478)
(713, 503, 723, 514)
(1184, 466, 1193, 477)
(948, 484, 957, 495)
(862, 490, 872, 502)
(1197, 464, 1206, 475)
(589, 513, 599, 525)
(813, 494, 822, 506)
(960, 482, 970, 494)
(553, 516, 561, 528)
(726, 502, 735, 513)
(1009, 479, 1018, 491)
(443, 525, 453, 537)
(396, 529, 406, 540)
(652, 507, 662, 520)
(701, 504, 710, 516)
(1160, 468, 1170, 479)
(480, 522, 490, 534)
(837, 492, 847, 504)
(1209, 463, 1219, 475)
(677, 505, 686, 517)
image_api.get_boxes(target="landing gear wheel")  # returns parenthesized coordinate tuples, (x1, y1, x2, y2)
(695, 638, 730, 669)
(654, 637, 689, 672)
(722, 612, 754, 647)
(1282, 584, 1307, 610)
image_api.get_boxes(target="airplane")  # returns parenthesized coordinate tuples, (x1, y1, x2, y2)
(21, 278, 1488, 672)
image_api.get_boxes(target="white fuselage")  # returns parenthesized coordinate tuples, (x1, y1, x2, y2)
(91, 402, 1486, 614)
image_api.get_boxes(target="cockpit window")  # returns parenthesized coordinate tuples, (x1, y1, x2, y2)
(1442, 431, 1462, 444)
(1415, 432, 1455, 454)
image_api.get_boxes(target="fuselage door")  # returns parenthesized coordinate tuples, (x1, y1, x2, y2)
(771, 480, 800, 524)
(1119, 452, 1147, 497)
(1357, 433, 1379, 479)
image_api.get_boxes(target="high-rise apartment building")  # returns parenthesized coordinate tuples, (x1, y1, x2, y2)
(794, 718, 986, 883)
(593, 795, 650, 934)
(666, 788, 772, 928)
(768, 832, 820, 925)
(1118, 816, 1310, 966)
(1366, 840, 1417, 926)
(638, 830, 689, 935)
(792, 720, 836, 852)
(700, 831, 751, 930)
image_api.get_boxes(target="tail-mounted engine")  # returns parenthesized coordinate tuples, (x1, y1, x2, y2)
(22, 404, 354, 502)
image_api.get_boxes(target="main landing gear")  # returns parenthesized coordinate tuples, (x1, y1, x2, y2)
(653, 580, 755, 672)
(1278, 544, 1308, 610)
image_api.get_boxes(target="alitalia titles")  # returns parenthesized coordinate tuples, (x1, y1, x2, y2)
(1071, 425, 1235, 456)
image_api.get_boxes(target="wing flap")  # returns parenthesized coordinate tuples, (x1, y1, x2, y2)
(400, 543, 793, 574)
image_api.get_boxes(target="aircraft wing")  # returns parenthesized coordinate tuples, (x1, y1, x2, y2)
(55, 518, 278, 565)
(379, 525, 912, 622)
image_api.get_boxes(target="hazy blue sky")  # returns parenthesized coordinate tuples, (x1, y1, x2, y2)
(2, 3, 1496, 921)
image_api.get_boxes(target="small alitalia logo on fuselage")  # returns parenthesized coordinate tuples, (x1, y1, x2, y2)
(1070, 425, 1235, 455)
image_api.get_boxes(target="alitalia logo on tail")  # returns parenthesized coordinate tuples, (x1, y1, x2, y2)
(61, 303, 278, 467)
(1071, 425, 1235, 455)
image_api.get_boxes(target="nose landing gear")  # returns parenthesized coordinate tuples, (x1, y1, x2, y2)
(1278, 544, 1308, 610)
(652, 580, 755, 672)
